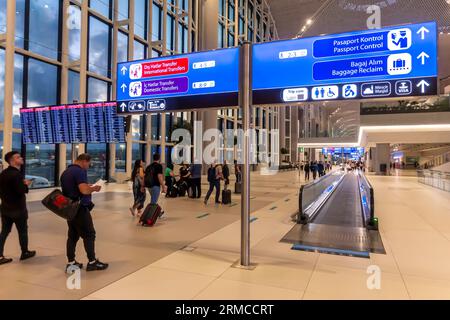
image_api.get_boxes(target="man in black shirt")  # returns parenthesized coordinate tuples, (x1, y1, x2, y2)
(146, 153, 167, 206)
(61, 154, 108, 272)
(0, 151, 36, 265)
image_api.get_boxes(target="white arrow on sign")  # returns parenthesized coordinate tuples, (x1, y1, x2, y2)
(120, 103, 127, 112)
(121, 66, 128, 75)
(417, 26, 430, 40)
(121, 84, 127, 93)
(417, 80, 430, 93)
(417, 52, 430, 65)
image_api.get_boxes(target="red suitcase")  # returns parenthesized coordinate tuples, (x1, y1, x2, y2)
(140, 204, 162, 227)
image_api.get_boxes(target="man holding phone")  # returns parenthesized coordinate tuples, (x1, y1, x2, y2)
(0, 151, 36, 265)
(61, 154, 108, 272)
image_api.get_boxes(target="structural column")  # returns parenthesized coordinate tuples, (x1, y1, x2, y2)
(2, 0, 16, 156)
(374, 143, 391, 175)
(58, 0, 71, 176)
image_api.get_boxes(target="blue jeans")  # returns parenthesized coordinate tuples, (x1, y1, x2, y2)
(149, 186, 161, 204)
(205, 180, 220, 203)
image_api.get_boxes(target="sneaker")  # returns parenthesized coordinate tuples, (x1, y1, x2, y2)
(65, 261, 83, 273)
(86, 259, 109, 272)
(159, 211, 165, 218)
(20, 250, 36, 261)
(0, 257, 13, 265)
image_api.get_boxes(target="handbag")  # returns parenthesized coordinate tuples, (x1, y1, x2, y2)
(41, 189, 80, 221)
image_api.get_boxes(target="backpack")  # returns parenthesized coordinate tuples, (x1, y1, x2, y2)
(144, 165, 155, 188)
(207, 167, 216, 182)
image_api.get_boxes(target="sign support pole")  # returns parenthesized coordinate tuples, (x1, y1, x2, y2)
(239, 41, 252, 268)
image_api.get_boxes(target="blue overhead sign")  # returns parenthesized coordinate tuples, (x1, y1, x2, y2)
(117, 48, 240, 114)
(252, 22, 438, 104)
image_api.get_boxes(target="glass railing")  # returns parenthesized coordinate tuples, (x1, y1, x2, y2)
(417, 169, 450, 192)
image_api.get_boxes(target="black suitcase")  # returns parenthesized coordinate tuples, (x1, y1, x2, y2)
(235, 182, 242, 194)
(222, 189, 232, 204)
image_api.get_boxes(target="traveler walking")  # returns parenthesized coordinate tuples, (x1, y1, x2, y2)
(164, 163, 175, 196)
(130, 160, 146, 217)
(311, 161, 318, 180)
(204, 163, 223, 205)
(0, 151, 36, 265)
(222, 160, 230, 190)
(145, 153, 167, 206)
(304, 161, 310, 181)
(189, 163, 202, 198)
(60, 154, 108, 272)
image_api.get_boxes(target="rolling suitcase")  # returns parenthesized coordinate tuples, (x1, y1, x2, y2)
(139, 203, 162, 227)
(235, 182, 242, 194)
(222, 189, 232, 204)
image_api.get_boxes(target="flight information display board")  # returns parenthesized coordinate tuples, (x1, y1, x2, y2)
(51, 105, 71, 144)
(104, 102, 126, 143)
(67, 104, 87, 143)
(85, 103, 107, 143)
(116, 47, 240, 114)
(20, 102, 126, 144)
(34, 107, 54, 144)
(20, 108, 38, 144)
(253, 21, 438, 104)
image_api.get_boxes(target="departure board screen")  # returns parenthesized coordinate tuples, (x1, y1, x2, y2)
(20, 102, 126, 144)
(85, 103, 106, 143)
(20, 108, 38, 144)
(50, 105, 71, 144)
(104, 102, 126, 143)
(34, 107, 54, 144)
(67, 104, 87, 143)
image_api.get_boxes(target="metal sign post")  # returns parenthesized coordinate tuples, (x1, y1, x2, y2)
(239, 42, 252, 267)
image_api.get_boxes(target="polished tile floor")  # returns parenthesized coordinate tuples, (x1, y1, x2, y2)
(2, 171, 450, 300)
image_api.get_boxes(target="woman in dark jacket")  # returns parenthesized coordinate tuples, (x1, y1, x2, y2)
(130, 160, 146, 216)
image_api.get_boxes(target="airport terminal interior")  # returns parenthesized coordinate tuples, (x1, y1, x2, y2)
(1, 0, 450, 301)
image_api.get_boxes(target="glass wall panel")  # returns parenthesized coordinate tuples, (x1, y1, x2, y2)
(134, 0, 147, 39)
(29, 0, 60, 60)
(68, 70, 80, 103)
(27, 58, 58, 108)
(90, 0, 111, 19)
(68, 5, 81, 61)
(0, 49, 4, 123)
(13, 54, 24, 129)
(152, 3, 162, 41)
(0, 0, 6, 33)
(15, 0, 26, 49)
(133, 41, 146, 60)
(25, 144, 56, 188)
(86, 144, 107, 183)
(89, 17, 111, 77)
(88, 77, 109, 102)
(117, 31, 128, 62)
(116, 143, 126, 172)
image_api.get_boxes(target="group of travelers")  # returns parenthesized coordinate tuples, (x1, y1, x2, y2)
(130, 157, 243, 216)
(0, 152, 108, 272)
(0, 150, 245, 273)
(302, 160, 332, 181)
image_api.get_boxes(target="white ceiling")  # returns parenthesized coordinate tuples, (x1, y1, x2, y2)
(266, 0, 327, 39)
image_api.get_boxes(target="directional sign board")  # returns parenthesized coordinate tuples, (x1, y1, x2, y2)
(253, 21, 438, 104)
(117, 48, 240, 114)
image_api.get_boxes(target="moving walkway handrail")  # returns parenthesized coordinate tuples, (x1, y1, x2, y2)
(357, 171, 377, 230)
(297, 170, 344, 224)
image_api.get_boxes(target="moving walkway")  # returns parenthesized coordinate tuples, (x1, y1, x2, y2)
(282, 169, 384, 257)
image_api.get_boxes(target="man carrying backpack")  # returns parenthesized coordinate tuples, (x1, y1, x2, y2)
(204, 162, 223, 205)
(144, 154, 167, 207)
